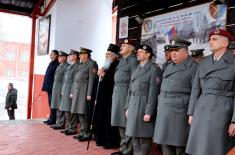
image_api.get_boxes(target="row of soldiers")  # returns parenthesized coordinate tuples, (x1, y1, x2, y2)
(42, 28, 235, 155)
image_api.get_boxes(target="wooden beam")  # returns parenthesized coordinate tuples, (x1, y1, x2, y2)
(0, 8, 30, 17)
(27, 15, 36, 119)
(41, 0, 56, 16)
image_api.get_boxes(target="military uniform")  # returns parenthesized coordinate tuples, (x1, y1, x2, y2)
(50, 51, 69, 129)
(5, 88, 17, 120)
(229, 41, 235, 56)
(186, 29, 235, 155)
(162, 60, 171, 72)
(229, 41, 235, 50)
(162, 45, 172, 72)
(154, 38, 198, 155)
(60, 62, 79, 112)
(59, 50, 80, 132)
(50, 61, 69, 110)
(190, 49, 204, 63)
(125, 49, 162, 155)
(111, 53, 137, 154)
(70, 48, 98, 139)
(154, 56, 197, 142)
(186, 51, 235, 155)
(111, 53, 137, 127)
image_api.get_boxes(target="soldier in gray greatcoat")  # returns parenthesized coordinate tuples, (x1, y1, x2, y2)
(190, 49, 205, 63)
(50, 51, 69, 129)
(186, 29, 235, 155)
(125, 45, 162, 155)
(229, 40, 235, 56)
(56, 49, 79, 132)
(69, 47, 98, 141)
(5, 83, 17, 120)
(51, 51, 69, 129)
(162, 45, 172, 72)
(111, 39, 138, 155)
(154, 38, 198, 155)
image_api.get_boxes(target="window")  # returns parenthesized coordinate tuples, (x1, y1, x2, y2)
(19, 71, 28, 79)
(5, 52, 15, 61)
(4, 70, 14, 77)
(21, 52, 29, 62)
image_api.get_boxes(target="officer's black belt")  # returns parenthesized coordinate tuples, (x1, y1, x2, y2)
(202, 88, 235, 97)
(131, 90, 148, 96)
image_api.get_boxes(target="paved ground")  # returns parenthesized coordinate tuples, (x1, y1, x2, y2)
(0, 119, 117, 155)
(0, 119, 234, 155)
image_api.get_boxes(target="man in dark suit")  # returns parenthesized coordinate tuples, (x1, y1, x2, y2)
(5, 83, 17, 120)
(42, 50, 60, 125)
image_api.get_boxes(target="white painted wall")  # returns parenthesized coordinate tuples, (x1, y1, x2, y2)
(34, 0, 112, 74)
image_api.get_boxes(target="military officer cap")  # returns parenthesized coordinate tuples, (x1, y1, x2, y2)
(229, 41, 235, 49)
(52, 49, 59, 55)
(209, 29, 234, 41)
(169, 37, 191, 50)
(58, 51, 68, 57)
(120, 38, 135, 46)
(190, 49, 204, 57)
(69, 49, 79, 55)
(79, 47, 92, 54)
(164, 45, 171, 51)
(107, 43, 120, 55)
(138, 45, 154, 56)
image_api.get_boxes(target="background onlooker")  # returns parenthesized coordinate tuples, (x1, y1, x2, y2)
(5, 83, 17, 120)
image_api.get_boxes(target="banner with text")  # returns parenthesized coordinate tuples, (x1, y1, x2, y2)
(141, 3, 227, 65)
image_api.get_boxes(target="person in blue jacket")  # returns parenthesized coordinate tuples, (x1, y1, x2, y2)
(42, 50, 60, 125)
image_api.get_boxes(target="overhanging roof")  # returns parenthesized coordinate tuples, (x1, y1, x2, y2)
(0, 0, 56, 17)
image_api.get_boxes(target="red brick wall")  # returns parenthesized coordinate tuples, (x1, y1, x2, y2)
(0, 41, 30, 80)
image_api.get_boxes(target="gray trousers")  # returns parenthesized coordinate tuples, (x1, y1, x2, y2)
(54, 110, 65, 127)
(162, 145, 187, 155)
(65, 112, 78, 132)
(119, 127, 132, 154)
(133, 137, 152, 155)
(79, 114, 90, 137)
